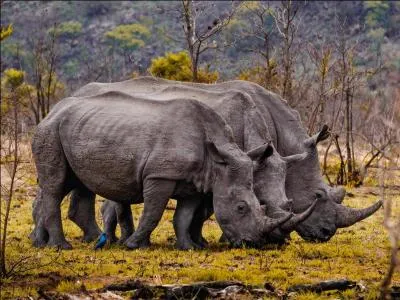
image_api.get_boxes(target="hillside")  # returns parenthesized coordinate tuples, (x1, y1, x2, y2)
(1, 1, 399, 94)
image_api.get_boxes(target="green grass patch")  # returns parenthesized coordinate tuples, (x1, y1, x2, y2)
(1, 164, 399, 299)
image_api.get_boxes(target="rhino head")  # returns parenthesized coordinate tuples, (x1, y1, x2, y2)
(207, 142, 292, 247)
(285, 125, 382, 242)
(250, 142, 319, 243)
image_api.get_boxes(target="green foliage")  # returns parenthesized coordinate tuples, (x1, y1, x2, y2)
(1, 24, 13, 41)
(3, 68, 24, 89)
(1, 69, 36, 115)
(104, 23, 150, 52)
(364, 1, 389, 29)
(48, 21, 82, 39)
(149, 51, 219, 83)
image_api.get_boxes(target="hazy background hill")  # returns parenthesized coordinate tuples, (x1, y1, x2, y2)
(1, 1, 399, 93)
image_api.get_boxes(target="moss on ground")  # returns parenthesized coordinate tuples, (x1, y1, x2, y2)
(1, 165, 399, 299)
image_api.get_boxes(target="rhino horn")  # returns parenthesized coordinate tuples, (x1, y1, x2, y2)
(304, 124, 330, 148)
(280, 199, 319, 231)
(263, 213, 293, 234)
(332, 186, 346, 204)
(282, 152, 308, 164)
(335, 199, 383, 228)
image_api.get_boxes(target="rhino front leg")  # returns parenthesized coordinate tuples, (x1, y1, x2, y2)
(189, 197, 213, 248)
(115, 202, 134, 244)
(124, 179, 176, 249)
(68, 188, 101, 242)
(173, 196, 204, 250)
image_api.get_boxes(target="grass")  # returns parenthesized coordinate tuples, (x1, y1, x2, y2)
(0, 160, 399, 299)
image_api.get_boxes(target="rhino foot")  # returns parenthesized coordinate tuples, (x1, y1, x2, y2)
(196, 236, 209, 248)
(30, 226, 49, 248)
(175, 239, 203, 250)
(124, 238, 150, 250)
(82, 229, 102, 243)
(47, 239, 73, 250)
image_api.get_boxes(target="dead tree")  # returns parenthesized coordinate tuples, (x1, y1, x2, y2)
(0, 75, 21, 277)
(180, 0, 240, 82)
(271, 0, 301, 104)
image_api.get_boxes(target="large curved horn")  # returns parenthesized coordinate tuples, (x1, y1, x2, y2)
(263, 213, 293, 234)
(335, 200, 383, 228)
(280, 199, 319, 231)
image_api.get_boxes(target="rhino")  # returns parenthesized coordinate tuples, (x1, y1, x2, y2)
(30, 91, 292, 249)
(70, 79, 318, 247)
(73, 77, 382, 243)
(187, 79, 382, 242)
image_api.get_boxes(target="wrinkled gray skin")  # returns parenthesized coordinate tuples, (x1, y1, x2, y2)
(73, 77, 382, 242)
(71, 80, 315, 248)
(196, 80, 382, 242)
(30, 91, 286, 249)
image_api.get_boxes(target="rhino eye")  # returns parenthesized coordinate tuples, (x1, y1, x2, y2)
(315, 189, 326, 200)
(236, 201, 248, 214)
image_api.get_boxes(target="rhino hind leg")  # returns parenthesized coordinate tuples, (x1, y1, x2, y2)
(31, 127, 73, 249)
(101, 200, 119, 243)
(115, 202, 135, 244)
(124, 179, 176, 249)
(68, 187, 101, 242)
(31, 187, 72, 249)
(173, 196, 204, 250)
(30, 188, 49, 247)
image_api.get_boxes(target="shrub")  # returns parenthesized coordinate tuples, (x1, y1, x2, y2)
(149, 51, 218, 83)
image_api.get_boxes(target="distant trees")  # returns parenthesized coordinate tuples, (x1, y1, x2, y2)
(104, 23, 151, 79)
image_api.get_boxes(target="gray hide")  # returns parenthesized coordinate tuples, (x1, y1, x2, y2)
(74, 77, 382, 242)
(30, 92, 286, 249)
(191, 79, 382, 242)
(71, 78, 316, 247)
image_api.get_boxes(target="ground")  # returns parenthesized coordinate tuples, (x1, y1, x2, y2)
(0, 149, 399, 299)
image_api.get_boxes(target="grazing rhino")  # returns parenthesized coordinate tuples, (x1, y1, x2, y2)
(195, 80, 382, 242)
(73, 77, 382, 242)
(71, 79, 317, 247)
(30, 91, 290, 249)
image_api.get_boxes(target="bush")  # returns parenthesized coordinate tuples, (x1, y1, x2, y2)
(48, 21, 82, 40)
(149, 51, 218, 83)
(104, 23, 150, 53)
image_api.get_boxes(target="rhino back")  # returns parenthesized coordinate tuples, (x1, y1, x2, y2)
(43, 92, 233, 201)
(73, 78, 271, 152)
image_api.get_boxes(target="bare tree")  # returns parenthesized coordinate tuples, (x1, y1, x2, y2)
(0, 71, 22, 277)
(234, 2, 280, 92)
(180, 0, 240, 82)
(271, 0, 302, 104)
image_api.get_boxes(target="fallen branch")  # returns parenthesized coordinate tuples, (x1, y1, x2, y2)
(287, 279, 357, 293)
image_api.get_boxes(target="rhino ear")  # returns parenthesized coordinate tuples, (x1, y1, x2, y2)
(304, 124, 330, 148)
(316, 124, 330, 143)
(206, 141, 227, 164)
(247, 142, 274, 162)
